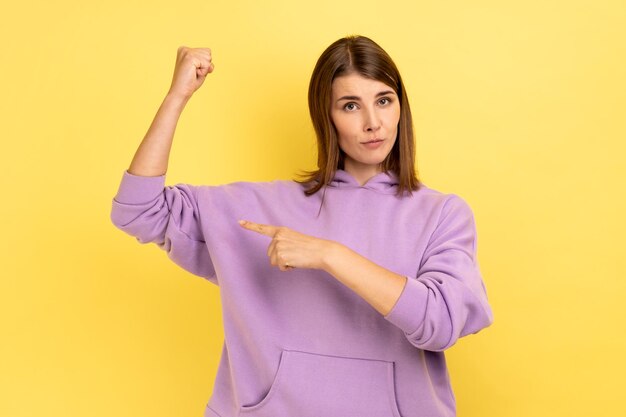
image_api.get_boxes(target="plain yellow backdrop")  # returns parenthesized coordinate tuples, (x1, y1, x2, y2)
(1, 0, 624, 416)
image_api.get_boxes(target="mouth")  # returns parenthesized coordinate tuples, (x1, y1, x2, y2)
(361, 138, 384, 144)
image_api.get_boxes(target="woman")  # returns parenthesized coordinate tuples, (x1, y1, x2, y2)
(110, 35, 494, 417)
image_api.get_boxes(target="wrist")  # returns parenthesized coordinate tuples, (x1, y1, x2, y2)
(321, 240, 347, 273)
(165, 90, 192, 106)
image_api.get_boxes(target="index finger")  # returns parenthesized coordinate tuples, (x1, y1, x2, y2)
(238, 220, 278, 237)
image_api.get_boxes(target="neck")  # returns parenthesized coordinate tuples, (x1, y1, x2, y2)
(343, 161, 383, 186)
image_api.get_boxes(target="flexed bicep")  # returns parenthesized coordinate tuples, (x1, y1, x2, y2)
(110, 170, 216, 282)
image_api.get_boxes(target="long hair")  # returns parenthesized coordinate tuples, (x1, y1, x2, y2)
(294, 35, 421, 202)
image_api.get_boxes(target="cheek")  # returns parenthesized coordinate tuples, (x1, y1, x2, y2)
(332, 114, 354, 139)
(388, 105, 401, 125)
(388, 108, 401, 136)
(336, 129, 351, 151)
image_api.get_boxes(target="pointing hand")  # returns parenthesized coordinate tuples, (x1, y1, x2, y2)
(238, 220, 337, 272)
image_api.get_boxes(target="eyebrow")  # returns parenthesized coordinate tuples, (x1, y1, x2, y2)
(336, 90, 396, 102)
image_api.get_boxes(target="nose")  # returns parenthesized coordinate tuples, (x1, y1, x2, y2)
(363, 106, 381, 133)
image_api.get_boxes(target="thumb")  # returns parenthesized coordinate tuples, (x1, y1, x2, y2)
(198, 62, 214, 77)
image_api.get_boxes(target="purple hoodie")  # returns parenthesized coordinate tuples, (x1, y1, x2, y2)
(110, 168, 494, 417)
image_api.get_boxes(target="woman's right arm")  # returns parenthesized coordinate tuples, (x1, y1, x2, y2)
(110, 47, 218, 282)
(129, 46, 215, 176)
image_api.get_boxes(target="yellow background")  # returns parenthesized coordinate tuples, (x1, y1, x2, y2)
(1, 0, 624, 416)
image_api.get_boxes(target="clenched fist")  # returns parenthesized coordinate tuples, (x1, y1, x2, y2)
(168, 46, 215, 100)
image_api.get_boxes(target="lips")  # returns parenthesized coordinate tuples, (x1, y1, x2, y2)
(361, 138, 386, 149)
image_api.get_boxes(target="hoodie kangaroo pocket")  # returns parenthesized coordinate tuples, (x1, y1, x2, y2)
(238, 349, 403, 417)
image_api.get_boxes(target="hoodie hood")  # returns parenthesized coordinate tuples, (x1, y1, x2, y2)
(328, 169, 399, 194)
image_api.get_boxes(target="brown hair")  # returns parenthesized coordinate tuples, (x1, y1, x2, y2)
(294, 34, 422, 202)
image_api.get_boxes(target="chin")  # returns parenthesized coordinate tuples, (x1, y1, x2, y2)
(361, 154, 391, 165)
(356, 159, 388, 169)
(343, 149, 392, 170)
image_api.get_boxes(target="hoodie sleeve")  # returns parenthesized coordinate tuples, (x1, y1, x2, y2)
(383, 195, 494, 351)
(110, 170, 217, 283)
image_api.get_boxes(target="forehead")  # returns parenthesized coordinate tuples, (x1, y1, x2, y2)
(331, 73, 394, 97)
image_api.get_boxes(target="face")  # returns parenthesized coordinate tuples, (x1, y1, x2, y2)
(330, 72, 400, 183)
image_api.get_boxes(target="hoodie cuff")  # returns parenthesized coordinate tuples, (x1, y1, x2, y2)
(113, 170, 166, 204)
(383, 276, 429, 335)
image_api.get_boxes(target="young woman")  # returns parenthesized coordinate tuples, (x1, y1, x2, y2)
(111, 35, 494, 417)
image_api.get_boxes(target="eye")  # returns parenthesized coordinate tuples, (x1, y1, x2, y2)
(378, 97, 392, 106)
(343, 102, 358, 111)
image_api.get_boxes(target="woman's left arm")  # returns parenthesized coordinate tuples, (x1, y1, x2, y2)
(322, 244, 408, 317)
(238, 195, 494, 351)
(237, 219, 406, 315)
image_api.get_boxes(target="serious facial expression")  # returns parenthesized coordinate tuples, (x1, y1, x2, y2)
(330, 73, 400, 179)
